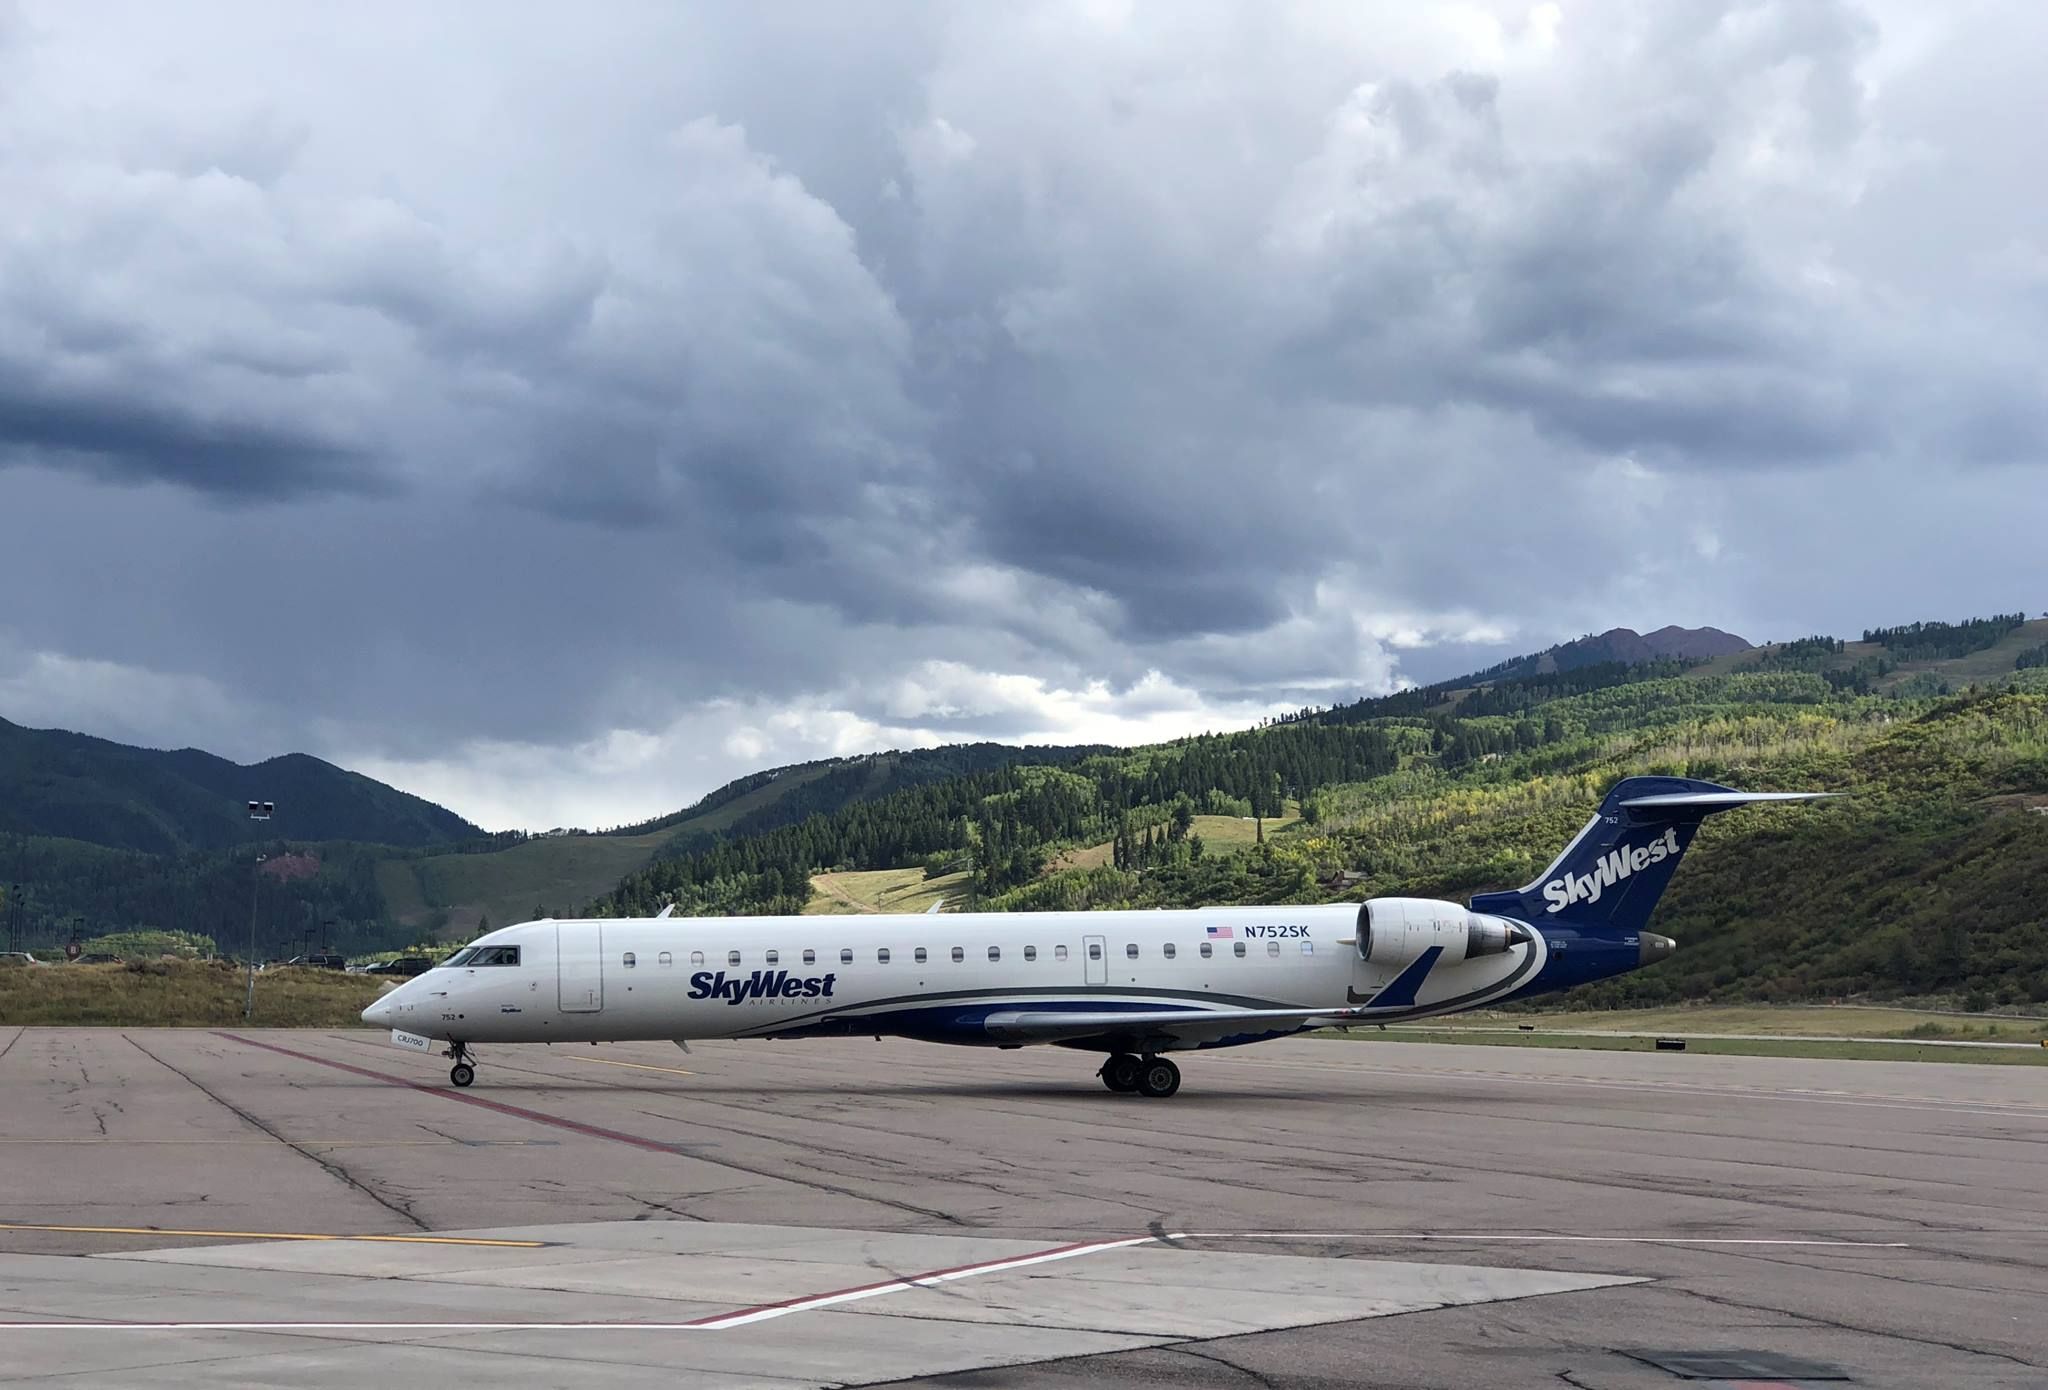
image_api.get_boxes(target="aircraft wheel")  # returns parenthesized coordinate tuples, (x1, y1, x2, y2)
(1136, 1057, 1181, 1098)
(450, 1063, 475, 1088)
(1100, 1053, 1142, 1093)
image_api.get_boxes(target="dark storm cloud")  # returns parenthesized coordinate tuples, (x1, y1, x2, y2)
(0, 383, 378, 499)
(0, 1, 2043, 827)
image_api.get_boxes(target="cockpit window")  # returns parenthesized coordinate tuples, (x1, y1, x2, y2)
(439, 947, 479, 967)
(470, 945, 520, 966)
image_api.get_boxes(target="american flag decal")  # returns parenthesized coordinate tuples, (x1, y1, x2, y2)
(1205, 925, 1233, 938)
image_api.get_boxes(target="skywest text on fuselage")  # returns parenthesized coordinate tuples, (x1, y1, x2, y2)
(687, 970, 838, 1005)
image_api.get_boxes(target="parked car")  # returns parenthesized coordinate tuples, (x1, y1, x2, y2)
(283, 954, 349, 970)
(365, 956, 433, 977)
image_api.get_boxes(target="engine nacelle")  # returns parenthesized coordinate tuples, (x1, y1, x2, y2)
(1356, 898, 1530, 968)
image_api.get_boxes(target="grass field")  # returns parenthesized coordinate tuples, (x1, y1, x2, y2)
(0, 961, 388, 1028)
(1354, 1029, 2048, 1065)
(805, 868, 970, 915)
(1051, 808, 1303, 873)
(1428, 1003, 2048, 1043)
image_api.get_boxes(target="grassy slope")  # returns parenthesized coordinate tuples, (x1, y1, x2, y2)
(1051, 809, 1303, 872)
(0, 961, 388, 1027)
(1693, 617, 2048, 687)
(805, 868, 970, 915)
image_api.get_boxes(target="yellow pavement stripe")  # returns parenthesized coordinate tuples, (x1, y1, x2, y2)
(0, 1223, 544, 1247)
(562, 1054, 697, 1078)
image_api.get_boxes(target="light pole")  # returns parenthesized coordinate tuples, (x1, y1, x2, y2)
(243, 799, 273, 1020)
(245, 854, 265, 1019)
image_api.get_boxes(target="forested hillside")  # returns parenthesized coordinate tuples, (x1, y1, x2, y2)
(0, 717, 480, 853)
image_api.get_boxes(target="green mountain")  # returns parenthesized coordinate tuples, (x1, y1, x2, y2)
(0, 717, 482, 854)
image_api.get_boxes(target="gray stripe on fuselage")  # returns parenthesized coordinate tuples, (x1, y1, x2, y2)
(730, 984, 1301, 1037)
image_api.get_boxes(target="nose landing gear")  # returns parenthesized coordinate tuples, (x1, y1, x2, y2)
(1098, 1052, 1181, 1098)
(444, 1041, 475, 1088)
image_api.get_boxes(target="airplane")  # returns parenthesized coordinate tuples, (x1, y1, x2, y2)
(362, 776, 1833, 1097)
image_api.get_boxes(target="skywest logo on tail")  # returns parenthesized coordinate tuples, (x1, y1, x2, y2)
(1541, 826, 1680, 914)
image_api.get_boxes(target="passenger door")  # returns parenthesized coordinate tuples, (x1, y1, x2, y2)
(1083, 933, 1107, 986)
(557, 922, 604, 1013)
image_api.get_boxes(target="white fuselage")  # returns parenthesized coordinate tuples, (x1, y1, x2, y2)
(365, 904, 1547, 1052)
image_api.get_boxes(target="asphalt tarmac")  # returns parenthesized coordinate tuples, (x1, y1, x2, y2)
(0, 1026, 2042, 1387)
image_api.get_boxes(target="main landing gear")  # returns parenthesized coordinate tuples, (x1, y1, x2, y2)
(444, 1041, 476, 1088)
(1098, 1052, 1181, 1099)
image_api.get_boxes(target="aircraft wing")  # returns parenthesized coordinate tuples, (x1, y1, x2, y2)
(981, 1006, 1368, 1047)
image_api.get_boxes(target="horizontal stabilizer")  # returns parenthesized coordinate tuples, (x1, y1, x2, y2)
(1618, 790, 1840, 810)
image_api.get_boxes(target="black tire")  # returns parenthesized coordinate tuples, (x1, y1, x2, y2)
(1101, 1053, 1142, 1093)
(1136, 1058, 1181, 1098)
(450, 1063, 475, 1088)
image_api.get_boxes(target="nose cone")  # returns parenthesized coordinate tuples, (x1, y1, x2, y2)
(1638, 932, 1677, 966)
(361, 992, 397, 1027)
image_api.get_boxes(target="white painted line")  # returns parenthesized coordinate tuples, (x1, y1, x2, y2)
(689, 1234, 1159, 1329)
(1166, 1232, 1910, 1247)
(0, 1233, 1164, 1334)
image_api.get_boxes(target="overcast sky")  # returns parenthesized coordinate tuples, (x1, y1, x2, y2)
(2, 1, 2042, 830)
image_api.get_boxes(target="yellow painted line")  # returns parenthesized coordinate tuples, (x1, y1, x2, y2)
(562, 1054, 697, 1078)
(0, 1224, 544, 1247)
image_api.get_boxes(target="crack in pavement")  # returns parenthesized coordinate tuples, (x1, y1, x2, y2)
(122, 1035, 428, 1232)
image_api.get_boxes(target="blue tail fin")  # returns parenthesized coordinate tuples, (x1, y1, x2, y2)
(1469, 777, 1834, 934)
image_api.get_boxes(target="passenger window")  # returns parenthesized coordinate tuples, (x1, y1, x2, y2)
(622, 952, 637, 968)
(878, 948, 891, 963)
(1267, 940, 1281, 957)
(728, 950, 742, 967)
(841, 948, 854, 964)
(1125, 943, 1139, 959)
(989, 946, 1000, 962)
(658, 951, 673, 967)
(951, 946, 964, 962)
(1163, 942, 1176, 959)
(915, 947, 928, 963)
(1056, 945, 1069, 961)
(1200, 941, 1213, 958)
(765, 949, 779, 965)
(1301, 941, 1314, 955)
(1087, 943, 1102, 961)
(690, 950, 704, 966)
(803, 949, 816, 965)
(1233, 941, 1247, 958)
(1024, 945, 1037, 962)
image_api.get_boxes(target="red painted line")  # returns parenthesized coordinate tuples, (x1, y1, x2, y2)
(212, 1033, 684, 1155)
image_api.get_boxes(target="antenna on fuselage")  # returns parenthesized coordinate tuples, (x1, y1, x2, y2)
(656, 902, 675, 919)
